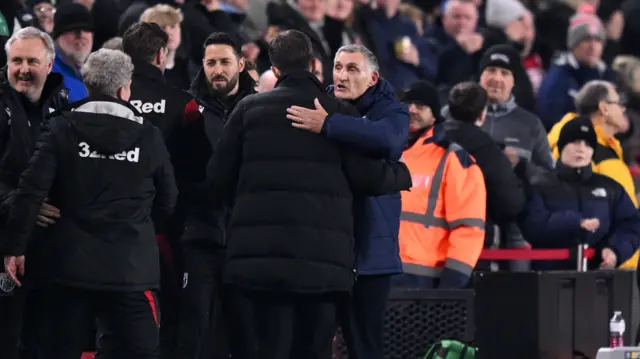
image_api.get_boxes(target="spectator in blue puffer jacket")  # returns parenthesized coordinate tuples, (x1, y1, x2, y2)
(286, 44, 408, 359)
(519, 118, 640, 271)
(536, 12, 616, 131)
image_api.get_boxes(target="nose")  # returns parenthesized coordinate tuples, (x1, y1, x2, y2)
(408, 104, 418, 114)
(17, 63, 30, 74)
(336, 68, 348, 81)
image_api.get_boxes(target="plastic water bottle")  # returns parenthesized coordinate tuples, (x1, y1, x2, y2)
(609, 311, 625, 348)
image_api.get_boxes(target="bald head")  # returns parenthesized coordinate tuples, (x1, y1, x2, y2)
(257, 69, 278, 92)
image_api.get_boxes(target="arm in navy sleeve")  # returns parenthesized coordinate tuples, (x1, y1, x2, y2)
(518, 189, 583, 246)
(536, 67, 572, 131)
(322, 104, 409, 159)
(607, 188, 640, 265)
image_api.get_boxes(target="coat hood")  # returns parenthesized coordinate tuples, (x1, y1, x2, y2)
(64, 96, 146, 155)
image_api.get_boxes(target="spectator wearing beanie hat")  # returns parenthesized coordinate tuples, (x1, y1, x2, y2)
(536, 12, 616, 131)
(477, 44, 550, 271)
(398, 80, 442, 141)
(519, 117, 640, 271)
(479, 44, 553, 177)
(50, 3, 94, 103)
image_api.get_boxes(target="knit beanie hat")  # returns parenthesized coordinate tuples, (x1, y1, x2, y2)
(485, 0, 528, 29)
(557, 117, 598, 155)
(479, 44, 522, 78)
(52, 3, 94, 40)
(566, 13, 606, 50)
(398, 80, 443, 124)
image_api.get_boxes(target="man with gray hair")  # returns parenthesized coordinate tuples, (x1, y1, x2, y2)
(0, 26, 68, 359)
(2, 48, 177, 359)
(286, 43, 409, 359)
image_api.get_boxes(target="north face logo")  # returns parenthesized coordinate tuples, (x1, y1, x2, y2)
(78, 142, 140, 163)
(130, 99, 166, 114)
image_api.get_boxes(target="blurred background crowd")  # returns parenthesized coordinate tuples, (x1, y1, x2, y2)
(3, 0, 640, 261)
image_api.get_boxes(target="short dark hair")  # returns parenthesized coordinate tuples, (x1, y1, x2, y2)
(448, 82, 488, 123)
(244, 59, 257, 71)
(122, 22, 168, 63)
(203, 32, 242, 59)
(269, 30, 314, 73)
(574, 80, 613, 115)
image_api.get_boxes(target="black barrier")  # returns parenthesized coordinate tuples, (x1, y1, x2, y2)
(474, 270, 639, 359)
(333, 289, 474, 359)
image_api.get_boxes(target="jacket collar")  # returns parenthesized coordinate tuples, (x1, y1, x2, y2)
(328, 78, 397, 115)
(132, 61, 166, 84)
(275, 70, 325, 92)
(69, 95, 144, 123)
(555, 52, 607, 74)
(487, 96, 518, 117)
(556, 161, 593, 182)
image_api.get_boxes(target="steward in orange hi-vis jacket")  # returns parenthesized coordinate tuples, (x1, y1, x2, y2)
(399, 125, 487, 289)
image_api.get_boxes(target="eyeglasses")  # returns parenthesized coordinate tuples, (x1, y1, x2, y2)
(605, 99, 626, 108)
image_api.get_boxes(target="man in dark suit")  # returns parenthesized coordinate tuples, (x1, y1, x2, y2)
(206, 29, 412, 359)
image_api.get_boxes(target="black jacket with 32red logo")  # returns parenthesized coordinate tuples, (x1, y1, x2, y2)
(4, 96, 177, 291)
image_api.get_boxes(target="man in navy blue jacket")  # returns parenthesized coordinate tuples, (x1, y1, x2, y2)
(287, 44, 409, 359)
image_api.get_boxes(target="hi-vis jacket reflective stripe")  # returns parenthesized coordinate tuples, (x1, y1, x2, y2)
(399, 127, 486, 286)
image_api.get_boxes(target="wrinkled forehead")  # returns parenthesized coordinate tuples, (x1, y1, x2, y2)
(335, 51, 367, 68)
(8, 38, 50, 60)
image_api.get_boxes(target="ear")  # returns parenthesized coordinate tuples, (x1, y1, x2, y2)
(117, 80, 132, 102)
(155, 49, 163, 66)
(46, 56, 54, 74)
(598, 100, 608, 116)
(271, 66, 281, 78)
(238, 56, 246, 73)
(311, 58, 318, 73)
(369, 71, 380, 87)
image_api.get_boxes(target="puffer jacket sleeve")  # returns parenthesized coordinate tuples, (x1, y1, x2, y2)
(518, 189, 583, 246)
(323, 102, 409, 159)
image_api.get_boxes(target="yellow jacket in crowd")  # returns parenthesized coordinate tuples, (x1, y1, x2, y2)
(548, 113, 639, 268)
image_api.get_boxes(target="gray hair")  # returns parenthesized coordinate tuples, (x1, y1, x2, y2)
(101, 37, 123, 52)
(335, 44, 379, 73)
(81, 49, 134, 97)
(4, 27, 56, 64)
(574, 80, 614, 115)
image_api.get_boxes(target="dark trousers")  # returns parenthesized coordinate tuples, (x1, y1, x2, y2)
(47, 284, 160, 359)
(177, 241, 255, 359)
(0, 280, 51, 359)
(249, 291, 340, 359)
(339, 275, 392, 359)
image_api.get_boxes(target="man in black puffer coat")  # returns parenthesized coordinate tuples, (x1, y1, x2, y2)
(206, 30, 412, 359)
